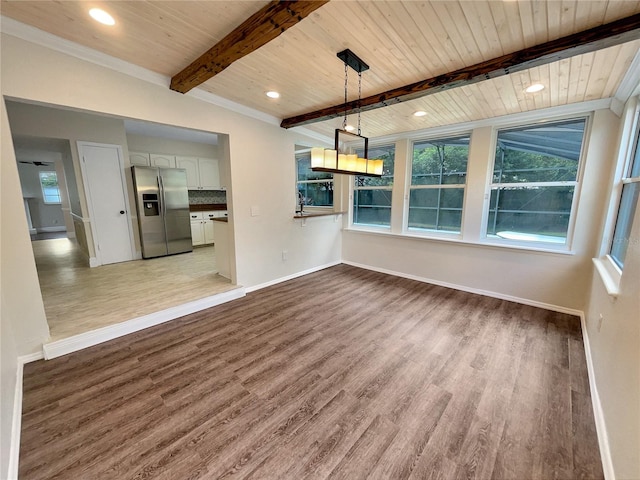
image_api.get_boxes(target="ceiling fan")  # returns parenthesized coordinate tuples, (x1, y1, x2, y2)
(19, 160, 53, 167)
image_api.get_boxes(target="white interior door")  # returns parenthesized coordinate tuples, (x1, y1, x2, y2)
(78, 142, 134, 265)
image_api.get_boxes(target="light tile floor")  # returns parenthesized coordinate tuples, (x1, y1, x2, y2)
(32, 239, 236, 340)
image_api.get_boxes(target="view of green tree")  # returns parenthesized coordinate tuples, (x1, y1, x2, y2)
(408, 136, 469, 232)
(353, 144, 395, 226)
(296, 153, 333, 207)
(412, 137, 469, 185)
(39, 172, 58, 187)
(493, 147, 578, 183)
(487, 118, 586, 240)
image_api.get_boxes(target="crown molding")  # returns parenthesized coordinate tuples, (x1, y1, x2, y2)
(370, 98, 612, 145)
(288, 126, 334, 146)
(0, 16, 283, 128)
(615, 47, 640, 103)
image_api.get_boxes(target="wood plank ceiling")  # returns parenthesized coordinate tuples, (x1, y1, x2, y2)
(2, 1, 640, 139)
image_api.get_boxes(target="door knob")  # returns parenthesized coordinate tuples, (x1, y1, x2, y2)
(119, 210, 125, 214)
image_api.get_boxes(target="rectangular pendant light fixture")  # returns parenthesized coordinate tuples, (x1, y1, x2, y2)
(311, 50, 382, 177)
(311, 129, 383, 176)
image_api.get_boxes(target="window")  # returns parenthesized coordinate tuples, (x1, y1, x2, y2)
(610, 121, 640, 268)
(39, 171, 61, 204)
(409, 135, 470, 233)
(486, 118, 587, 244)
(353, 144, 395, 227)
(296, 151, 333, 207)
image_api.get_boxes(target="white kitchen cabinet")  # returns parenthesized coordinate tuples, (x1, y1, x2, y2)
(129, 151, 150, 166)
(190, 211, 224, 246)
(176, 156, 220, 190)
(198, 158, 220, 189)
(190, 212, 205, 246)
(176, 156, 200, 189)
(204, 219, 215, 244)
(150, 154, 176, 168)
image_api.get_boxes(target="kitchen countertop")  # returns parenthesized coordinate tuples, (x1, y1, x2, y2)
(189, 204, 227, 212)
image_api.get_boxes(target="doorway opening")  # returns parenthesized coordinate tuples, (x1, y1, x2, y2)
(7, 99, 236, 343)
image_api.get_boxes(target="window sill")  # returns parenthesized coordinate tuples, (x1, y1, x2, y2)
(592, 257, 621, 297)
(344, 227, 576, 256)
(294, 211, 345, 219)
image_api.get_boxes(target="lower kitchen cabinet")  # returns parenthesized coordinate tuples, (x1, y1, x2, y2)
(204, 219, 214, 244)
(190, 219, 205, 246)
(190, 211, 224, 246)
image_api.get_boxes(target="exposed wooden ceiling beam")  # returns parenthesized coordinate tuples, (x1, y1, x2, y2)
(171, 0, 329, 94)
(281, 13, 640, 129)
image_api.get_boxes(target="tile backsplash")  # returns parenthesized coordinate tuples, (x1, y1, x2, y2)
(188, 190, 227, 205)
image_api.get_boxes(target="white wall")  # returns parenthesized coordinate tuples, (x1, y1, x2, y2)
(126, 133, 218, 159)
(584, 100, 640, 480)
(0, 33, 342, 289)
(0, 31, 342, 477)
(17, 163, 66, 230)
(343, 109, 621, 312)
(0, 308, 18, 480)
(0, 100, 50, 354)
(6, 101, 129, 218)
(0, 99, 50, 480)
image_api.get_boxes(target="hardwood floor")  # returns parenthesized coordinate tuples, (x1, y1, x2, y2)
(32, 238, 235, 340)
(19, 265, 603, 479)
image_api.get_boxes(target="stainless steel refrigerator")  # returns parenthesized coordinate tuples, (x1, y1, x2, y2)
(131, 166, 192, 259)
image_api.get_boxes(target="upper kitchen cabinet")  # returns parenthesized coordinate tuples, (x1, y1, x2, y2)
(129, 151, 150, 166)
(176, 156, 220, 190)
(150, 154, 176, 168)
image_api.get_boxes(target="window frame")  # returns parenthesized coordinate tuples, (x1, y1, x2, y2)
(350, 143, 396, 230)
(39, 171, 62, 205)
(405, 133, 471, 237)
(295, 150, 334, 210)
(481, 116, 590, 251)
(600, 100, 640, 280)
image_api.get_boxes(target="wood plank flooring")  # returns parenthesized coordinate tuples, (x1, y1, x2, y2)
(32, 239, 235, 340)
(19, 264, 604, 479)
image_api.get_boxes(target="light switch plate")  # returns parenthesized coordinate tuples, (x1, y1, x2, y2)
(251, 206, 260, 217)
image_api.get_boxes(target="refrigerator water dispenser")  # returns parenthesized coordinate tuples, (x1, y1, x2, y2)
(142, 194, 159, 216)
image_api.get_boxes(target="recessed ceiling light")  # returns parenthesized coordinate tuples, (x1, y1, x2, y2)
(266, 91, 280, 99)
(89, 8, 115, 26)
(525, 83, 545, 93)
(413, 111, 427, 117)
(344, 125, 355, 132)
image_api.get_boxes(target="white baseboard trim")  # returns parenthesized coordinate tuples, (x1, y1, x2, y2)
(37, 226, 66, 233)
(67, 232, 76, 239)
(43, 287, 246, 359)
(342, 261, 583, 317)
(8, 361, 24, 480)
(19, 351, 44, 364)
(580, 314, 615, 480)
(8, 352, 43, 480)
(28, 228, 37, 235)
(244, 261, 342, 293)
(89, 257, 99, 268)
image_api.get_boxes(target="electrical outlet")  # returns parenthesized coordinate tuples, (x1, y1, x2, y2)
(597, 313, 604, 332)
(282, 250, 288, 261)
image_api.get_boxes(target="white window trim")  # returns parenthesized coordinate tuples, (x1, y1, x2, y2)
(479, 115, 591, 252)
(403, 133, 471, 238)
(594, 97, 640, 296)
(295, 151, 334, 210)
(39, 171, 62, 205)
(350, 142, 395, 230)
(345, 106, 600, 256)
(593, 256, 622, 297)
